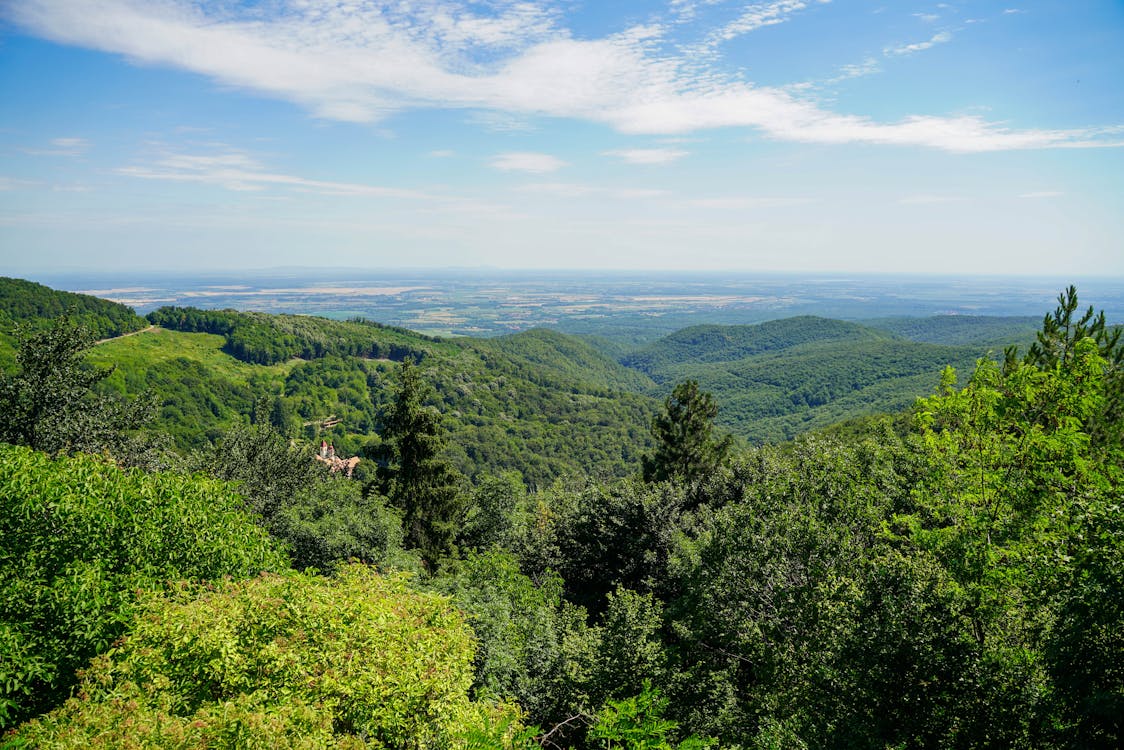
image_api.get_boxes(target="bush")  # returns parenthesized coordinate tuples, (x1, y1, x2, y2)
(12, 567, 528, 749)
(0, 445, 288, 728)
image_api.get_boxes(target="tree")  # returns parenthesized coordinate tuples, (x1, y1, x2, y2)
(1013, 285, 1122, 370)
(365, 359, 463, 567)
(0, 316, 153, 457)
(1006, 285, 1123, 450)
(642, 380, 732, 484)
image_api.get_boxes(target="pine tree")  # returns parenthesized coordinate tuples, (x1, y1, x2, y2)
(365, 359, 462, 567)
(642, 379, 733, 484)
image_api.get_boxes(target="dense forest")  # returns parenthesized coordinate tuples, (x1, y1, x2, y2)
(1, 280, 1121, 749)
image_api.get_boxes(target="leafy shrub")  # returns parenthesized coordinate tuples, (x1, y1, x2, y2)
(12, 567, 528, 749)
(0, 445, 287, 728)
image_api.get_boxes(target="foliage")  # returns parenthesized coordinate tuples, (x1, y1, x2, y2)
(623, 317, 891, 374)
(147, 306, 436, 365)
(434, 550, 593, 726)
(587, 686, 716, 750)
(478, 328, 655, 394)
(92, 322, 656, 485)
(642, 381, 732, 484)
(0, 444, 287, 729)
(12, 567, 530, 749)
(199, 422, 410, 574)
(366, 359, 465, 567)
(865, 314, 1040, 347)
(0, 317, 154, 457)
(0, 276, 146, 346)
(1009, 285, 1123, 449)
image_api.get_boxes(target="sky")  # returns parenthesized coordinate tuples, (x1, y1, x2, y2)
(0, 0, 1122, 275)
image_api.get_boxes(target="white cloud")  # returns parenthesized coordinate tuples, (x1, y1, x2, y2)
(705, 1, 829, 47)
(428, 149, 456, 158)
(21, 136, 89, 156)
(884, 30, 952, 56)
(4, 1, 1120, 153)
(604, 148, 689, 164)
(118, 150, 432, 198)
(914, 13, 940, 23)
(521, 182, 669, 199)
(491, 152, 567, 173)
(1019, 191, 1063, 199)
(823, 57, 881, 84)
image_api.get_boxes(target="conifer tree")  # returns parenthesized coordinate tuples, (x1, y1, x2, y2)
(365, 359, 462, 567)
(642, 379, 732, 484)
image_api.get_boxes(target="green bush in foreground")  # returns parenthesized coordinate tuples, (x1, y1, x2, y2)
(0, 444, 288, 729)
(12, 567, 530, 749)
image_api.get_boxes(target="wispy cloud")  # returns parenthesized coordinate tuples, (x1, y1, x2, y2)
(702, 1, 831, 49)
(5, 1, 1120, 153)
(604, 148, 689, 164)
(823, 57, 881, 85)
(885, 30, 952, 56)
(687, 195, 811, 208)
(521, 182, 670, 199)
(21, 136, 89, 156)
(1019, 190, 1063, 199)
(491, 152, 567, 173)
(118, 150, 431, 198)
(898, 193, 968, 205)
(0, 176, 37, 190)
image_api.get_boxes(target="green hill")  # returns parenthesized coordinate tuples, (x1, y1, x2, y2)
(863, 314, 1041, 348)
(623, 316, 892, 377)
(620, 317, 1016, 443)
(474, 328, 655, 393)
(94, 312, 657, 486)
(5, 280, 1045, 477)
(0, 277, 148, 367)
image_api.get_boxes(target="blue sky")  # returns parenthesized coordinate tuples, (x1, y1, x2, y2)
(1, 0, 1122, 274)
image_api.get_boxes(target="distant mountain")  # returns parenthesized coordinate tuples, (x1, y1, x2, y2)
(622, 317, 891, 377)
(863, 315, 1040, 348)
(616, 316, 1029, 444)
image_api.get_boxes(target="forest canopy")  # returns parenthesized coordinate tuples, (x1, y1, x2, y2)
(0, 280, 1120, 749)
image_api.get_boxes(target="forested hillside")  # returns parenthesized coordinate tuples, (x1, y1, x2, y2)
(864, 313, 1041, 346)
(93, 308, 657, 485)
(0, 277, 148, 367)
(2, 281, 1121, 749)
(619, 316, 1021, 443)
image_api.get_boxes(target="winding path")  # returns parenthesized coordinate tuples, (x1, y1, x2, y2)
(94, 324, 156, 345)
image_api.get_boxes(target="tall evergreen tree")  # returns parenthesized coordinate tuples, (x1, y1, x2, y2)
(365, 359, 463, 567)
(642, 379, 732, 484)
